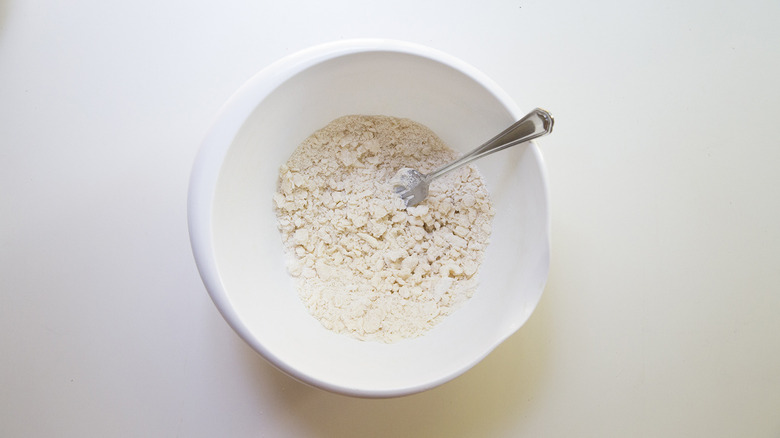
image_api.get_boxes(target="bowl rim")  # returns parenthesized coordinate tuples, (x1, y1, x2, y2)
(187, 38, 551, 397)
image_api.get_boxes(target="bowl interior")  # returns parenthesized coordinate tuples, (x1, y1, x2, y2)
(207, 48, 549, 396)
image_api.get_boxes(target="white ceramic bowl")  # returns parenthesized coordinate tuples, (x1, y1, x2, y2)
(188, 39, 550, 397)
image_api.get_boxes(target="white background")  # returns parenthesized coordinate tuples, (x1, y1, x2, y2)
(2, 0, 779, 436)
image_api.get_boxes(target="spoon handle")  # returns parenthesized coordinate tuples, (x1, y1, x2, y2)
(427, 108, 554, 181)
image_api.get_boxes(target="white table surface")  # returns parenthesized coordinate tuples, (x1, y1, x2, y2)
(2, 0, 779, 436)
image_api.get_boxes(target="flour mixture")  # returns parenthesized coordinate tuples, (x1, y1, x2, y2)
(273, 115, 495, 342)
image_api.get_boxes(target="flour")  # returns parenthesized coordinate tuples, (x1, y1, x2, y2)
(273, 115, 495, 342)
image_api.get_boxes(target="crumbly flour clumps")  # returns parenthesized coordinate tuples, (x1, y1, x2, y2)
(273, 115, 495, 343)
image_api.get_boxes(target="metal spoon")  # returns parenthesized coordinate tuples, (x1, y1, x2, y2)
(392, 108, 554, 207)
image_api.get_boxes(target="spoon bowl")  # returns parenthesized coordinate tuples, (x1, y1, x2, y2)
(187, 39, 551, 397)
